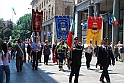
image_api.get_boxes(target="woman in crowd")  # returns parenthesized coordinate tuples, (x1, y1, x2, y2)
(0, 39, 4, 83)
(2, 43, 11, 83)
(43, 40, 51, 65)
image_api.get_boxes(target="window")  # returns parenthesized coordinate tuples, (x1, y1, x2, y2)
(51, 7, 53, 16)
(44, 0, 45, 6)
(46, 11, 47, 20)
(44, 10, 45, 21)
(42, 2, 43, 8)
(39, 4, 41, 10)
(46, 0, 48, 4)
(48, 8, 50, 19)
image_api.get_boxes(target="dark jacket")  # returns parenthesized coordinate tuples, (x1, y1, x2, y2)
(69, 44, 83, 66)
(14, 43, 26, 58)
(97, 45, 115, 66)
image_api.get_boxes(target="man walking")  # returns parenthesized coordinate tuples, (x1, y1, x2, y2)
(57, 39, 67, 71)
(14, 38, 26, 72)
(31, 36, 41, 70)
(69, 37, 83, 83)
(97, 38, 115, 83)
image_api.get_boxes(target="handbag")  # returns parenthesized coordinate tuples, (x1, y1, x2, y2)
(53, 56, 57, 63)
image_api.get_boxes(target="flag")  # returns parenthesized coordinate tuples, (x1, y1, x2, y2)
(47, 32, 51, 36)
(31, 33, 35, 38)
(12, 7, 16, 15)
(108, 12, 112, 25)
(111, 13, 118, 26)
(81, 22, 87, 29)
(67, 6, 76, 48)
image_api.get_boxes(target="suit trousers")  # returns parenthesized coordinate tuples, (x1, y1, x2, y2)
(32, 51, 39, 68)
(69, 64, 80, 83)
(100, 64, 110, 82)
(85, 52, 92, 68)
(16, 56, 23, 71)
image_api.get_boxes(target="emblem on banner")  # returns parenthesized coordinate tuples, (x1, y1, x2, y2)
(60, 22, 68, 33)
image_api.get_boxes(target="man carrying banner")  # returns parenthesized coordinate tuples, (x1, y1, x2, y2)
(30, 36, 41, 70)
(69, 37, 83, 83)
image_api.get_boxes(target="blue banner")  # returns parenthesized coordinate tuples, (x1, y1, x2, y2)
(55, 16, 70, 40)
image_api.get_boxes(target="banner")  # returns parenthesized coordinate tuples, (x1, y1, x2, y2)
(86, 17, 102, 46)
(55, 16, 70, 40)
(32, 9, 43, 33)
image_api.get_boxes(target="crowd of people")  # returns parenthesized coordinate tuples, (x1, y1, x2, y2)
(1, 36, 124, 83)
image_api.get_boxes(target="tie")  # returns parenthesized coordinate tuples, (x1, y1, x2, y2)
(105, 46, 108, 58)
(105, 46, 107, 51)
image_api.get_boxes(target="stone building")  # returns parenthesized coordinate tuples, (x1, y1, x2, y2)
(30, 0, 75, 43)
(74, 0, 124, 47)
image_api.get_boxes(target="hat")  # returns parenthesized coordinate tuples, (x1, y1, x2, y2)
(74, 37, 78, 40)
(104, 38, 108, 41)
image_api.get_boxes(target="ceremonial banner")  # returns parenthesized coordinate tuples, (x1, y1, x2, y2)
(86, 17, 102, 46)
(55, 16, 70, 39)
(32, 9, 43, 33)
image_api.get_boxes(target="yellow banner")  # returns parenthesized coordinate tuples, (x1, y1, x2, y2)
(86, 29, 102, 46)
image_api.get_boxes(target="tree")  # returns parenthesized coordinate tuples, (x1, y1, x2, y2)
(12, 13, 32, 40)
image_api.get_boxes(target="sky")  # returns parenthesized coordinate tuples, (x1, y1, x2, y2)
(0, 0, 32, 23)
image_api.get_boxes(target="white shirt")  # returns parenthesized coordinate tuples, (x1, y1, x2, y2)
(0, 50, 4, 65)
(85, 46, 93, 53)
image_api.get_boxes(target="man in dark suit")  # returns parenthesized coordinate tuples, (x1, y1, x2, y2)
(14, 38, 26, 72)
(69, 37, 83, 83)
(97, 38, 115, 83)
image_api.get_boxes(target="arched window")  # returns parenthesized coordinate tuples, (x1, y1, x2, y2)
(51, 7, 53, 16)
(49, 8, 50, 19)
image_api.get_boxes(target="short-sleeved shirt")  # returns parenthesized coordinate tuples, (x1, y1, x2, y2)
(3, 51, 11, 66)
(31, 42, 41, 51)
(43, 45, 51, 55)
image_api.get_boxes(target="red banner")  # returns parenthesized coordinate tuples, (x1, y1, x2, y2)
(88, 17, 102, 30)
(86, 17, 103, 46)
(32, 9, 43, 33)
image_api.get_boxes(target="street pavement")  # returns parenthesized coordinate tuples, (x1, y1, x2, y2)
(4, 55, 124, 83)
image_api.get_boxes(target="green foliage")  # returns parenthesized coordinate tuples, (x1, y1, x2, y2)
(0, 18, 12, 40)
(12, 13, 32, 40)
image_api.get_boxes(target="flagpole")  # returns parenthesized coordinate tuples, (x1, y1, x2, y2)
(12, 8, 13, 22)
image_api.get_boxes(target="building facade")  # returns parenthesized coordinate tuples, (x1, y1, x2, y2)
(31, 0, 75, 43)
(74, 0, 124, 47)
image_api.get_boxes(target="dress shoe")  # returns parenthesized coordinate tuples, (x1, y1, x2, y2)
(100, 79, 105, 83)
(20, 68, 22, 71)
(35, 68, 38, 70)
(17, 70, 20, 72)
(106, 80, 111, 83)
(32, 67, 35, 70)
(69, 79, 72, 83)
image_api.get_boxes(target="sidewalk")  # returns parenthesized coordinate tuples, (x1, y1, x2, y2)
(6, 55, 124, 83)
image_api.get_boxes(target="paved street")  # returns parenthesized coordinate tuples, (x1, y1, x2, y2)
(4, 55, 124, 83)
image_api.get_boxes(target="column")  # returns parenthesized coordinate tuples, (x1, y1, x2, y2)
(112, 0, 120, 48)
(74, 11, 78, 38)
(88, 6, 93, 16)
(77, 11, 82, 42)
(52, 21, 56, 44)
(94, 3, 100, 17)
